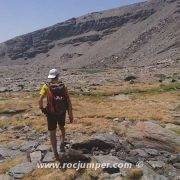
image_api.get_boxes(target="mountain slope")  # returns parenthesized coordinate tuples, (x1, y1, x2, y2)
(0, 0, 179, 69)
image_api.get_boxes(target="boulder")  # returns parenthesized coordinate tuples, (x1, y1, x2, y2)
(36, 144, 50, 152)
(20, 141, 40, 152)
(42, 152, 54, 163)
(0, 147, 21, 158)
(127, 121, 180, 152)
(30, 151, 42, 163)
(8, 162, 34, 179)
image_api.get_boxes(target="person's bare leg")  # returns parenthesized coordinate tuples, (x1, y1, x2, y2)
(49, 130, 59, 159)
(59, 125, 65, 151)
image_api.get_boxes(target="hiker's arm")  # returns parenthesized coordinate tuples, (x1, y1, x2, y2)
(39, 95, 45, 109)
(65, 87, 73, 123)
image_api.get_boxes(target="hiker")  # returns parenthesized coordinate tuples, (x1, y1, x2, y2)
(39, 68, 73, 160)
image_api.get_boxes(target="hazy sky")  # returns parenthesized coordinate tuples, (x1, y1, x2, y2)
(0, 0, 145, 43)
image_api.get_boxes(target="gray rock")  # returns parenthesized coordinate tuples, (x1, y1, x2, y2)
(60, 149, 91, 164)
(20, 141, 40, 151)
(158, 163, 177, 177)
(0, 87, 8, 92)
(144, 148, 159, 156)
(0, 147, 21, 158)
(0, 116, 9, 121)
(20, 126, 32, 133)
(0, 128, 4, 133)
(42, 152, 54, 163)
(94, 155, 130, 175)
(159, 151, 171, 158)
(169, 154, 180, 163)
(147, 160, 165, 169)
(0, 174, 11, 180)
(125, 156, 139, 165)
(36, 144, 50, 152)
(8, 162, 34, 179)
(127, 121, 180, 152)
(30, 151, 42, 163)
(173, 163, 180, 169)
(141, 164, 168, 180)
(131, 149, 148, 158)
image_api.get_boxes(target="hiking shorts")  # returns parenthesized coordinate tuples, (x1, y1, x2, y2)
(47, 113, 66, 131)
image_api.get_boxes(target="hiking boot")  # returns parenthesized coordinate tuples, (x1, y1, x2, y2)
(60, 143, 65, 152)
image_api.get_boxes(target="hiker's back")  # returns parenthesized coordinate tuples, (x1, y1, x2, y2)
(47, 82, 68, 115)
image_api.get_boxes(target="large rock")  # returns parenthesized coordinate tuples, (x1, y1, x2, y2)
(71, 133, 119, 153)
(169, 153, 180, 163)
(36, 144, 50, 152)
(127, 121, 180, 152)
(60, 149, 91, 164)
(20, 141, 40, 152)
(42, 152, 54, 163)
(8, 162, 34, 179)
(140, 164, 168, 180)
(0, 147, 21, 159)
(0, 174, 11, 180)
(130, 149, 148, 158)
(30, 151, 42, 163)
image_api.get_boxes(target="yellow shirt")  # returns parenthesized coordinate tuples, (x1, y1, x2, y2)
(39, 84, 49, 97)
(39, 81, 67, 97)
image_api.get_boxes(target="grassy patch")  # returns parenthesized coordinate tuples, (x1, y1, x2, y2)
(170, 128, 180, 135)
(71, 82, 180, 98)
(0, 109, 27, 115)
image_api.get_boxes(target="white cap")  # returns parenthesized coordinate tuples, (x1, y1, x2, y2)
(48, 69, 59, 79)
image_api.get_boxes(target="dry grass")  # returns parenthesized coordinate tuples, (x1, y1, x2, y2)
(93, 82, 161, 94)
(0, 83, 179, 133)
(0, 156, 25, 174)
(0, 82, 179, 179)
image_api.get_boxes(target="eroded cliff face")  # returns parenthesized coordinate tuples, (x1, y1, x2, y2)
(0, 0, 179, 92)
(0, 7, 156, 60)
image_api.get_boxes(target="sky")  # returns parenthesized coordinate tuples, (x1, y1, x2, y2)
(0, 0, 145, 43)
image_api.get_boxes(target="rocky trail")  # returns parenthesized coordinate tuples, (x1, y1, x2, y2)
(0, 116, 179, 179)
